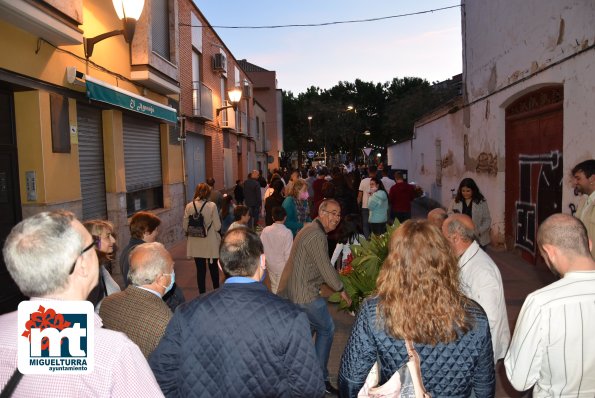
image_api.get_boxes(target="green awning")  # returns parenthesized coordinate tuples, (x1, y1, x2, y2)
(86, 76, 177, 124)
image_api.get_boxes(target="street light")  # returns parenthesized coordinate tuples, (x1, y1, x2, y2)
(216, 88, 243, 116)
(84, 0, 145, 58)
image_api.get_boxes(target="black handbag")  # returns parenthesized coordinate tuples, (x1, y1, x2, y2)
(187, 200, 211, 238)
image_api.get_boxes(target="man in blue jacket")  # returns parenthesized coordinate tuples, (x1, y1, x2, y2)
(149, 227, 325, 398)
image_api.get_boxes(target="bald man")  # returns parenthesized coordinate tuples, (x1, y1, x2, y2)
(100, 242, 174, 358)
(505, 214, 595, 397)
(442, 214, 510, 363)
(427, 207, 447, 228)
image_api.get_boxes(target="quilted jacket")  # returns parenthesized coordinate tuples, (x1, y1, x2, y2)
(339, 297, 495, 398)
(148, 281, 325, 398)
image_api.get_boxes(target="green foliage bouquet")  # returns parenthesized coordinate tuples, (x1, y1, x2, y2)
(328, 223, 399, 313)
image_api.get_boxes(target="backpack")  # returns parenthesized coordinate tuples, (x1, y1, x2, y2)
(187, 200, 211, 238)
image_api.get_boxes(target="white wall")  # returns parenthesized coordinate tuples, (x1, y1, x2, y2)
(387, 141, 411, 172)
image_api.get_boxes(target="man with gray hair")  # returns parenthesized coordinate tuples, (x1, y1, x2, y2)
(442, 213, 510, 363)
(149, 227, 324, 397)
(99, 242, 174, 358)
(505, 214, 595, 397)
(0, 211, 162, 396)
(427, 207, 448, 229)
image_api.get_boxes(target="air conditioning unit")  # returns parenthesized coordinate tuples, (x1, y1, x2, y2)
(212, 53, 227, 72)
(242, 84, 252, 98)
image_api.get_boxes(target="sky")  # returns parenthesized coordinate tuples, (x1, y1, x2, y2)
(195, 1, 463, 95)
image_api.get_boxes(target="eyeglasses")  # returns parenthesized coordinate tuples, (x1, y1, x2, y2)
(69, 237, 100, 275)
(321, 210, 341, 219)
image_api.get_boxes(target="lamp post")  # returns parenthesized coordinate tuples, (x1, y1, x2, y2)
(84, 0, 145, 58)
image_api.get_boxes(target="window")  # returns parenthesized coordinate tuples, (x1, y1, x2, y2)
(256, 116, 260, 140)
(152, 0, 170, 60)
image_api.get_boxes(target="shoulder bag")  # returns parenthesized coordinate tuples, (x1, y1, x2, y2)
(358, 340, 431, 398)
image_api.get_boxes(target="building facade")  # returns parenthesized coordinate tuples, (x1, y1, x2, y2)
(388, 0, 595, 262)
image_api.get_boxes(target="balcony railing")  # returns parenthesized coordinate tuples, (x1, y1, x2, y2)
(192, 82, 213, 120)
(221, 101, 236, 130)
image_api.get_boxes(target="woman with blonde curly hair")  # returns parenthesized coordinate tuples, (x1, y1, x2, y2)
(338, 220, 495, 397)
(281, 179, 311, 237)
(184, 182, 221, 294)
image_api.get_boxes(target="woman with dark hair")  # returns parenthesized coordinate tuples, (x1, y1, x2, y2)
(330, 214, 363, 270)
(367, 176, 389, 235)
(184, 182, 221, 294)
(448, 177, 492, 247)
(219, 194, 235, 235)
(338, 220, 495, 397)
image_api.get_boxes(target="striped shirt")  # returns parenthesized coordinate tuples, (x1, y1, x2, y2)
(504, 271, 595, 397)
(281, 220, 343, 304)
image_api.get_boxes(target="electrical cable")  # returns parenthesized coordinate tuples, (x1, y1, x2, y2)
(180, 5, 460, 29)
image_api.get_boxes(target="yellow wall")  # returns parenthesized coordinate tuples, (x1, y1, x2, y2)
(14, 91, 81, 204)
(101, 110, 126, 193)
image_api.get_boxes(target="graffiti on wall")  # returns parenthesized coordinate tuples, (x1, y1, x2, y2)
(476, 152, 498, 175)
(515, 150, 563, 254)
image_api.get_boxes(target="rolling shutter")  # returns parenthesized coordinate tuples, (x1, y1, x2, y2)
(123, 114, 162, 192)
(77, 104, 107, 220)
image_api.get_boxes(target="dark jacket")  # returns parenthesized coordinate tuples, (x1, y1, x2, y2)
(119, 237, 145, 287)
(243, 178, 262, 207)
(339, 297, 495, 398)
(265, 192, 284, 226)
(149, 281, 325, 398)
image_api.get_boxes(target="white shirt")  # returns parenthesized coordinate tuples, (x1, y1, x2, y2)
(381, 176, 395, 193)
(578, 190, 595, 220)
(260, 223, 293, 275)
(504, 271, 595, 397)
(458, 241, 510, 362)
(358, 178, 372, 208)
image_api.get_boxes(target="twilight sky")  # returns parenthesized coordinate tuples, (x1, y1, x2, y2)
(195, 1, 463, 95)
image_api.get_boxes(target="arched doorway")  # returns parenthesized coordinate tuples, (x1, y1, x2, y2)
(505, 86, 563, 263)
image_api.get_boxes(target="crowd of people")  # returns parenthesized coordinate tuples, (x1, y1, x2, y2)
(0, 159, 594, 397)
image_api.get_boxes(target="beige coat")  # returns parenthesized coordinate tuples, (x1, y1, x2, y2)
(576, 194, 595, 259)
(184, 199, 221, 259)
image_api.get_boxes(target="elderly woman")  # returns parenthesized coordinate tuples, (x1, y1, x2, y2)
(338, 220, 495, 397)
(83, 220, 121, 310)
(184, 183, 221, 294)
(282, 179, 311, 237)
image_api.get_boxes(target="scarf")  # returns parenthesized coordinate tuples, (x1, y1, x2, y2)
(294, 198, 309, 224)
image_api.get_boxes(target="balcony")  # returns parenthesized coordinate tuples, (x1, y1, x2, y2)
(192, 82, 213, 120)
(238, 111, 248, 135)
(221, 101, 236, 130)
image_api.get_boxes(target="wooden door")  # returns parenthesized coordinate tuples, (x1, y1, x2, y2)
(505, 86, 563, 263)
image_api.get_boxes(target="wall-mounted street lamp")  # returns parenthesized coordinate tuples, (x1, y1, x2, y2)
(216, 88, 243, 116)
(363, 130, 371, 136)
(84, 0, 145, 59)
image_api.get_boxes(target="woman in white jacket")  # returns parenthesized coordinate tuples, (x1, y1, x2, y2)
(448, 178, 492, 248)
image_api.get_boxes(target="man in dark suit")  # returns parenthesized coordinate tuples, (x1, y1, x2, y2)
(100, 242, 174, 358)
(149, 228, 324, 398)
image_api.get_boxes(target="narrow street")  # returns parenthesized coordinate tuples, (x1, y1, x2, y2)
(169, 237, 557, 398)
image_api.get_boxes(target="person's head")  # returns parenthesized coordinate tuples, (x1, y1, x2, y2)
(3, 211, 99, 299)
(455, 178, 485, 204)
(382, 169, 390, 177)
(537, 213, 593, 277)
(235, 179, 241, 185)
(290, 170, 300, 182)
(427, 208, 448, 229)
(271, 178, 284, 195)
(193, 183, 211, 201)
(337, 214, 362, 244)
(234, 205, 250, 223)
(206, 178, 216, 188)
(321, 181, 335, 199)
(219, 227, 265, 279)
(442, 214, 476, 255)
(369, 176, 386, 193)
(288, 179, 308, 200)
(129, 211, 161, 242)
(317, 168, 328, 178)
(272, 206, 287, 223)
(368, 165, 377, 177)
(572, 159, 595, 196)
(221, 194, 233, 218)
(318, 199, 342, 232)
(250, 169, 259, 179)
(394, 172, 404, 182)
(377, 220, 470, 345)
(308, 168, 316, 177)
(128, 242, 175, 296)
(83, 220, 116, 255)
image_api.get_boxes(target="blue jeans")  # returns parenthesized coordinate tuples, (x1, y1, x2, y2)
(298, 297, 335, 381)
